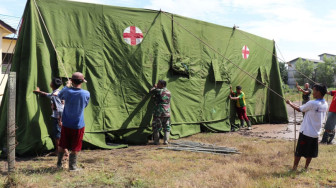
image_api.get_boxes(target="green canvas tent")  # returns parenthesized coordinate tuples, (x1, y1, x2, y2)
(0, 0, 288, 155)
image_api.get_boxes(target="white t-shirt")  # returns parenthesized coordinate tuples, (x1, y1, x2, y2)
(299, 99, 328, 138)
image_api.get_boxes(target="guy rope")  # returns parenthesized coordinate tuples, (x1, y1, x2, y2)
(33, 0, 92, 143)
(160, 10, 315, 154)
(33, 0, 70, 82)
(161, 10, 286, 101)
(238, 26, 324, 153)
(236, 25, 323, 153)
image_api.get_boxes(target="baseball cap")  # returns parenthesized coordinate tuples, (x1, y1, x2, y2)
(71, 72, 87, 83)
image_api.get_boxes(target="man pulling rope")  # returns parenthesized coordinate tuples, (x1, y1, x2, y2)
(296, 83, 312, 117)
(286, 83, 328, 171)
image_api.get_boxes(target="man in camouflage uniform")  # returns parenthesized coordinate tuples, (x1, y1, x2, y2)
(150, 80, 171, 145)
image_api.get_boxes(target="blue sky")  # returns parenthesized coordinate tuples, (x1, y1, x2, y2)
(1, 0, 336, 61)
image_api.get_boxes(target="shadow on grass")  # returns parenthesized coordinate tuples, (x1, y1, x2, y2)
(82, 158, 97, 164)
(0, 153, 55, 162)
(19, 167, 60, 175)
(272, 168, 310, 179)
(1, 167, 61, 188)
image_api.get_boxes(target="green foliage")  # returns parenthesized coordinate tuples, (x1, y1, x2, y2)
(294, 55, 336, 87)
(282, 84, 301, 101)
(315, 63, 334, 87)
(1, 64, 10, 74)
(294, 58, 314, 85)
(315, 55, 336, 87)
(323, 55, 336, 67)
(278, 62, 288, 84)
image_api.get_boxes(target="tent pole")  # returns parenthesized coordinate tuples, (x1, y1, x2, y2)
(293, 109, 296, 153)
(267, 86, 271, 123)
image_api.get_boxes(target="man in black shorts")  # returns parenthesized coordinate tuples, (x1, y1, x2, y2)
(287, 83, 328, 171)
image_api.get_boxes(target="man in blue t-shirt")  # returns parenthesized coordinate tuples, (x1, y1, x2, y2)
(57, 72, 90, 171)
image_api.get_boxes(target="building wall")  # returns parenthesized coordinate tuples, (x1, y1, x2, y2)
(287, 61, 297, 88)
(319, 54, 336, 60)
(2, 38, 16, 53)
(287, 58, 329, 88)
(0, 32, 15, 105)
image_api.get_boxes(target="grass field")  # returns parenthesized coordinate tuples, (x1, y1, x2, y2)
(1, 132, 336, 188)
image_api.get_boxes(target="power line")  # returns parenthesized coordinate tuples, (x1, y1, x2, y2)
(0, 14, 21, 38)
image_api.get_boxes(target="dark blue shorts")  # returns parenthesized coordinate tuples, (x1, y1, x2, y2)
(52, 118, 61, 139)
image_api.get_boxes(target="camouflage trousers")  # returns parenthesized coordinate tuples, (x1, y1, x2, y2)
(152, 117, 171, 132)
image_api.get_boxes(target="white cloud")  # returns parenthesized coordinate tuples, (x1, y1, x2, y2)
(145, 0, 226, 23)
(327, 10, 336, 20)
(0, 7, 10, 15)
(239, 2, 336, 60)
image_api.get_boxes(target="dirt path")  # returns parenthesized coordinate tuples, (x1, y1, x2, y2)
(238, 101, 331, 143)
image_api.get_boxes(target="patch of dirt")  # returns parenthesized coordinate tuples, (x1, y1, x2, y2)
(237, 101, 332, 143)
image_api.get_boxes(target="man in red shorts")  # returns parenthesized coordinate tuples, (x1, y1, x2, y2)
(57, 72, 90, 171)
(229, 85, 252, 130)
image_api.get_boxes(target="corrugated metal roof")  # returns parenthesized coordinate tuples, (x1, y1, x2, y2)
(288, 57, 324, 64)
(318, 53, 336, 57)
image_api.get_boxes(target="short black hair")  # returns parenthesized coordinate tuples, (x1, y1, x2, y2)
(313, 83, 327, 97)
(52, 78, 62, 89)
(72, 79, 84, 85)
(236, 86, 242, 90)
(159, 80, 167, 87)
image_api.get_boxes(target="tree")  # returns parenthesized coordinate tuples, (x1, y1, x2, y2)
(294, 58, 314, 85)
(315, 55, 336, 87)
(315, 63, 334, 87)
(278, 62, 288, 84)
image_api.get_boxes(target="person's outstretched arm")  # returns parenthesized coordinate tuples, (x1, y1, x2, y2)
(296, 83, 310, 95)
(33, 87, 48, 96)
(229, 85, 235, 95)
(286, 100, 301, 112)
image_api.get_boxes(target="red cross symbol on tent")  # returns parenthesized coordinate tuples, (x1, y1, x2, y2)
(123, 26, 143, 46)
(242, 45, 250, 59)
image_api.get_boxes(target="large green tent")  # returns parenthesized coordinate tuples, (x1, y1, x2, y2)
(0, 0, 288, 155)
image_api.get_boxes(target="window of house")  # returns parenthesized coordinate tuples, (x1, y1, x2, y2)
(2, 53, 13, 74)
